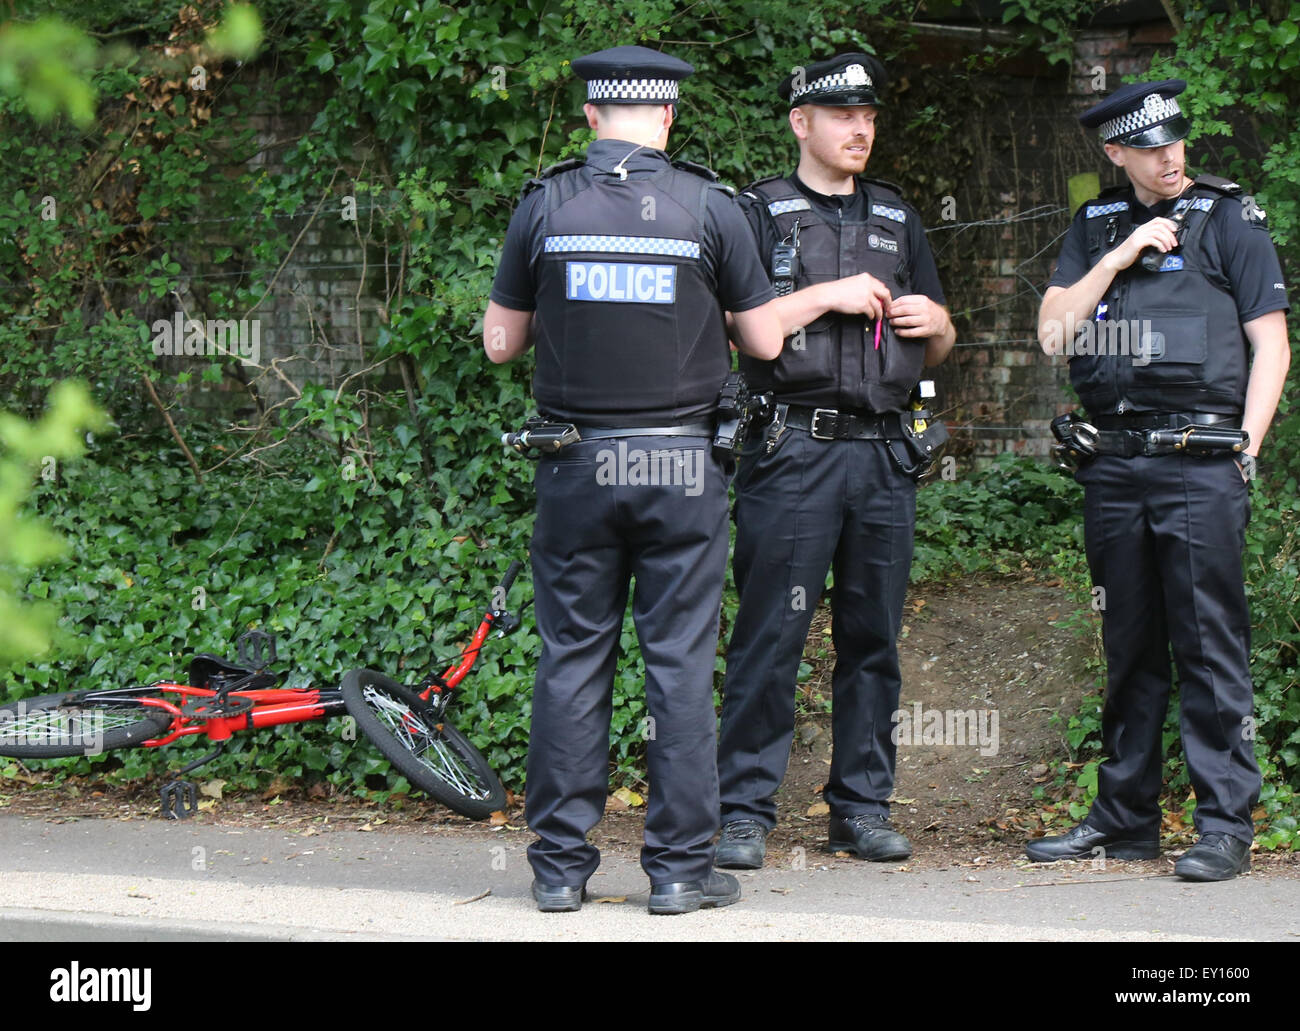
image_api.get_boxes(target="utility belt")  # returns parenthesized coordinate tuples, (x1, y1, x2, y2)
(764, 393, 949, 479)
(780, 404, 899, 440)
(503, 373, 769, 461)
(1051, 411, 1248, 470)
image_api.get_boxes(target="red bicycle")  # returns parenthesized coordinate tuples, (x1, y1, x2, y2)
(0, 561, 524, 820)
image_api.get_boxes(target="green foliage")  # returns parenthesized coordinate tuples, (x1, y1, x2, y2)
(7, 424, 538, 792)
(999, 0, 1123, 67)
(0, 382, 107, 664)
(912, 453, 1084, 580)
(0, 17, 98, 125)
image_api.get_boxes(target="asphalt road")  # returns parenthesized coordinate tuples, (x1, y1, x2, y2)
(0, 814, 1296, 941)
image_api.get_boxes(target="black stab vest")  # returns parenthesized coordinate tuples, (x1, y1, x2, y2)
(1067, 175, 1249, 417)
(737, 175, 922, 412)
(527, 155, 732, 427)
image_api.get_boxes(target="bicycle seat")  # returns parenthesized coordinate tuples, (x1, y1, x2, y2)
(187, 654, 280, 691)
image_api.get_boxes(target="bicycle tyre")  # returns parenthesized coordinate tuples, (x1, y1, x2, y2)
(0, 691, 172, 758)
(341, 669, 506, 820)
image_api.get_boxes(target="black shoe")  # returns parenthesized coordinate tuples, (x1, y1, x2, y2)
(530, 880, 588, 912)
(1175, 833, 1251, 882)
(828, 814, 912, 861)
(1024, 822, 1159, 863)
(715, 819, 767, 870)
(647, 870, 742, 915)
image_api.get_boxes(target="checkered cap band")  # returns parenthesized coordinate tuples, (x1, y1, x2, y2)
(768, 198, 811, 216)
(1085, 201, 1129, 218)
(586, 78, 679, 102)
(544, 234, 700, 258)
(1174, 196, 1215, 213)
(1099, 94, 1182, 142)
(790, 65, 874, 103)
(871, 203, 906, 223)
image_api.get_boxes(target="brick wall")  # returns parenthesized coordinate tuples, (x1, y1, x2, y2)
(161, 72, 391, 421)
(914, 19, 1176, 463)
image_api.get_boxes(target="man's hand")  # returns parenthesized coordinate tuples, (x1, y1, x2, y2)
(888, 294, 950, 338)
(1100, 217, 1180, 273)
(821, 272, 893, 321)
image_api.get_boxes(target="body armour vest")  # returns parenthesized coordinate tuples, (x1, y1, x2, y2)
(1067, 174, 1249, 417)
(737, 175, 923, 412)
(528, 155, 732, 427)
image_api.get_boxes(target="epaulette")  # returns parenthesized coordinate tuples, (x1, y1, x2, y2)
(740, 173, 789, 196)
(520, 157, 586, 197)
(673, 159, 735, 196)
(1192, 174, 1243, 196)
(672, 158, 719, 181)
(1080, 183, 1130, 218)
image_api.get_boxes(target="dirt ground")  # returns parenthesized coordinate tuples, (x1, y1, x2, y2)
(4, 573, 1297, 876)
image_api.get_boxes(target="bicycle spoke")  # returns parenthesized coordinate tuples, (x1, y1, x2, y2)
(361, 686, 493, 801)
(0, 707, 144, 744)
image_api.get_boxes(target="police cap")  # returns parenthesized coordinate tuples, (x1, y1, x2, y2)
(571, 45, 694, 105)
(778, 52, 886, 108)
(1079, 79, 1190, 148)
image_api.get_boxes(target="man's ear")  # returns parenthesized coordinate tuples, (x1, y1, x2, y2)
(1102, 142, 1125, 170)
(789, 105, 810, 140)
(583, 102, 600, 130)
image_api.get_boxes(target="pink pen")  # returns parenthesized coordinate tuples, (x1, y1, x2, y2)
(874, 318, 882, 350)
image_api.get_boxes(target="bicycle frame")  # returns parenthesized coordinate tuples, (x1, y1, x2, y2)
(414, 611, 510, 707)
(76, 586, 515, 745)
(77, 684, 347, 745)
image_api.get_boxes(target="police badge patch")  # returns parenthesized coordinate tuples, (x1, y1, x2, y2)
(866, 232, 899, 254)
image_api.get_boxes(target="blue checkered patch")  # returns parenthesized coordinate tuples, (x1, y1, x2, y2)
(544, 235, 700, 259)
(767, 198, 811, 216)
(871, 203, 906, 223)
(1086, 201, 1129, 218)
(1174, 197, 1215, 214)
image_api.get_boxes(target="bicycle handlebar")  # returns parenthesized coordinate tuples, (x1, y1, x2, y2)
(498, 559, 522, 598)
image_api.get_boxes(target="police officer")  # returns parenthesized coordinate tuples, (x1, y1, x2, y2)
(714, 53, 955, 869)
(483, 45, 782, 913)
(1028, 80, 1290, 880)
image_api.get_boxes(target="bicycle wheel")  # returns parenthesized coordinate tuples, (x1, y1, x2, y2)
(341, 669, 506, 820)
(0, 691, 172, 758)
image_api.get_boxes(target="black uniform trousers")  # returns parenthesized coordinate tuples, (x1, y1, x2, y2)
(718, 428, 916, 829)
(1076, 452, 1260, 843)
(525, 434, 730, 886)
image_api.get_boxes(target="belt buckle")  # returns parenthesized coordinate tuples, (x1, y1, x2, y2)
(810, 407, 838, 440)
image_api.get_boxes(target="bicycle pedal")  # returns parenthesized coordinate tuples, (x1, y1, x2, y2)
(160, 779, 199, 820)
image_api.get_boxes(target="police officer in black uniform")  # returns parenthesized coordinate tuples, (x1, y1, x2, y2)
(1028, 80, 1290, 880)
(483, 45, 781, 913)
(713, 53, 955, 869)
